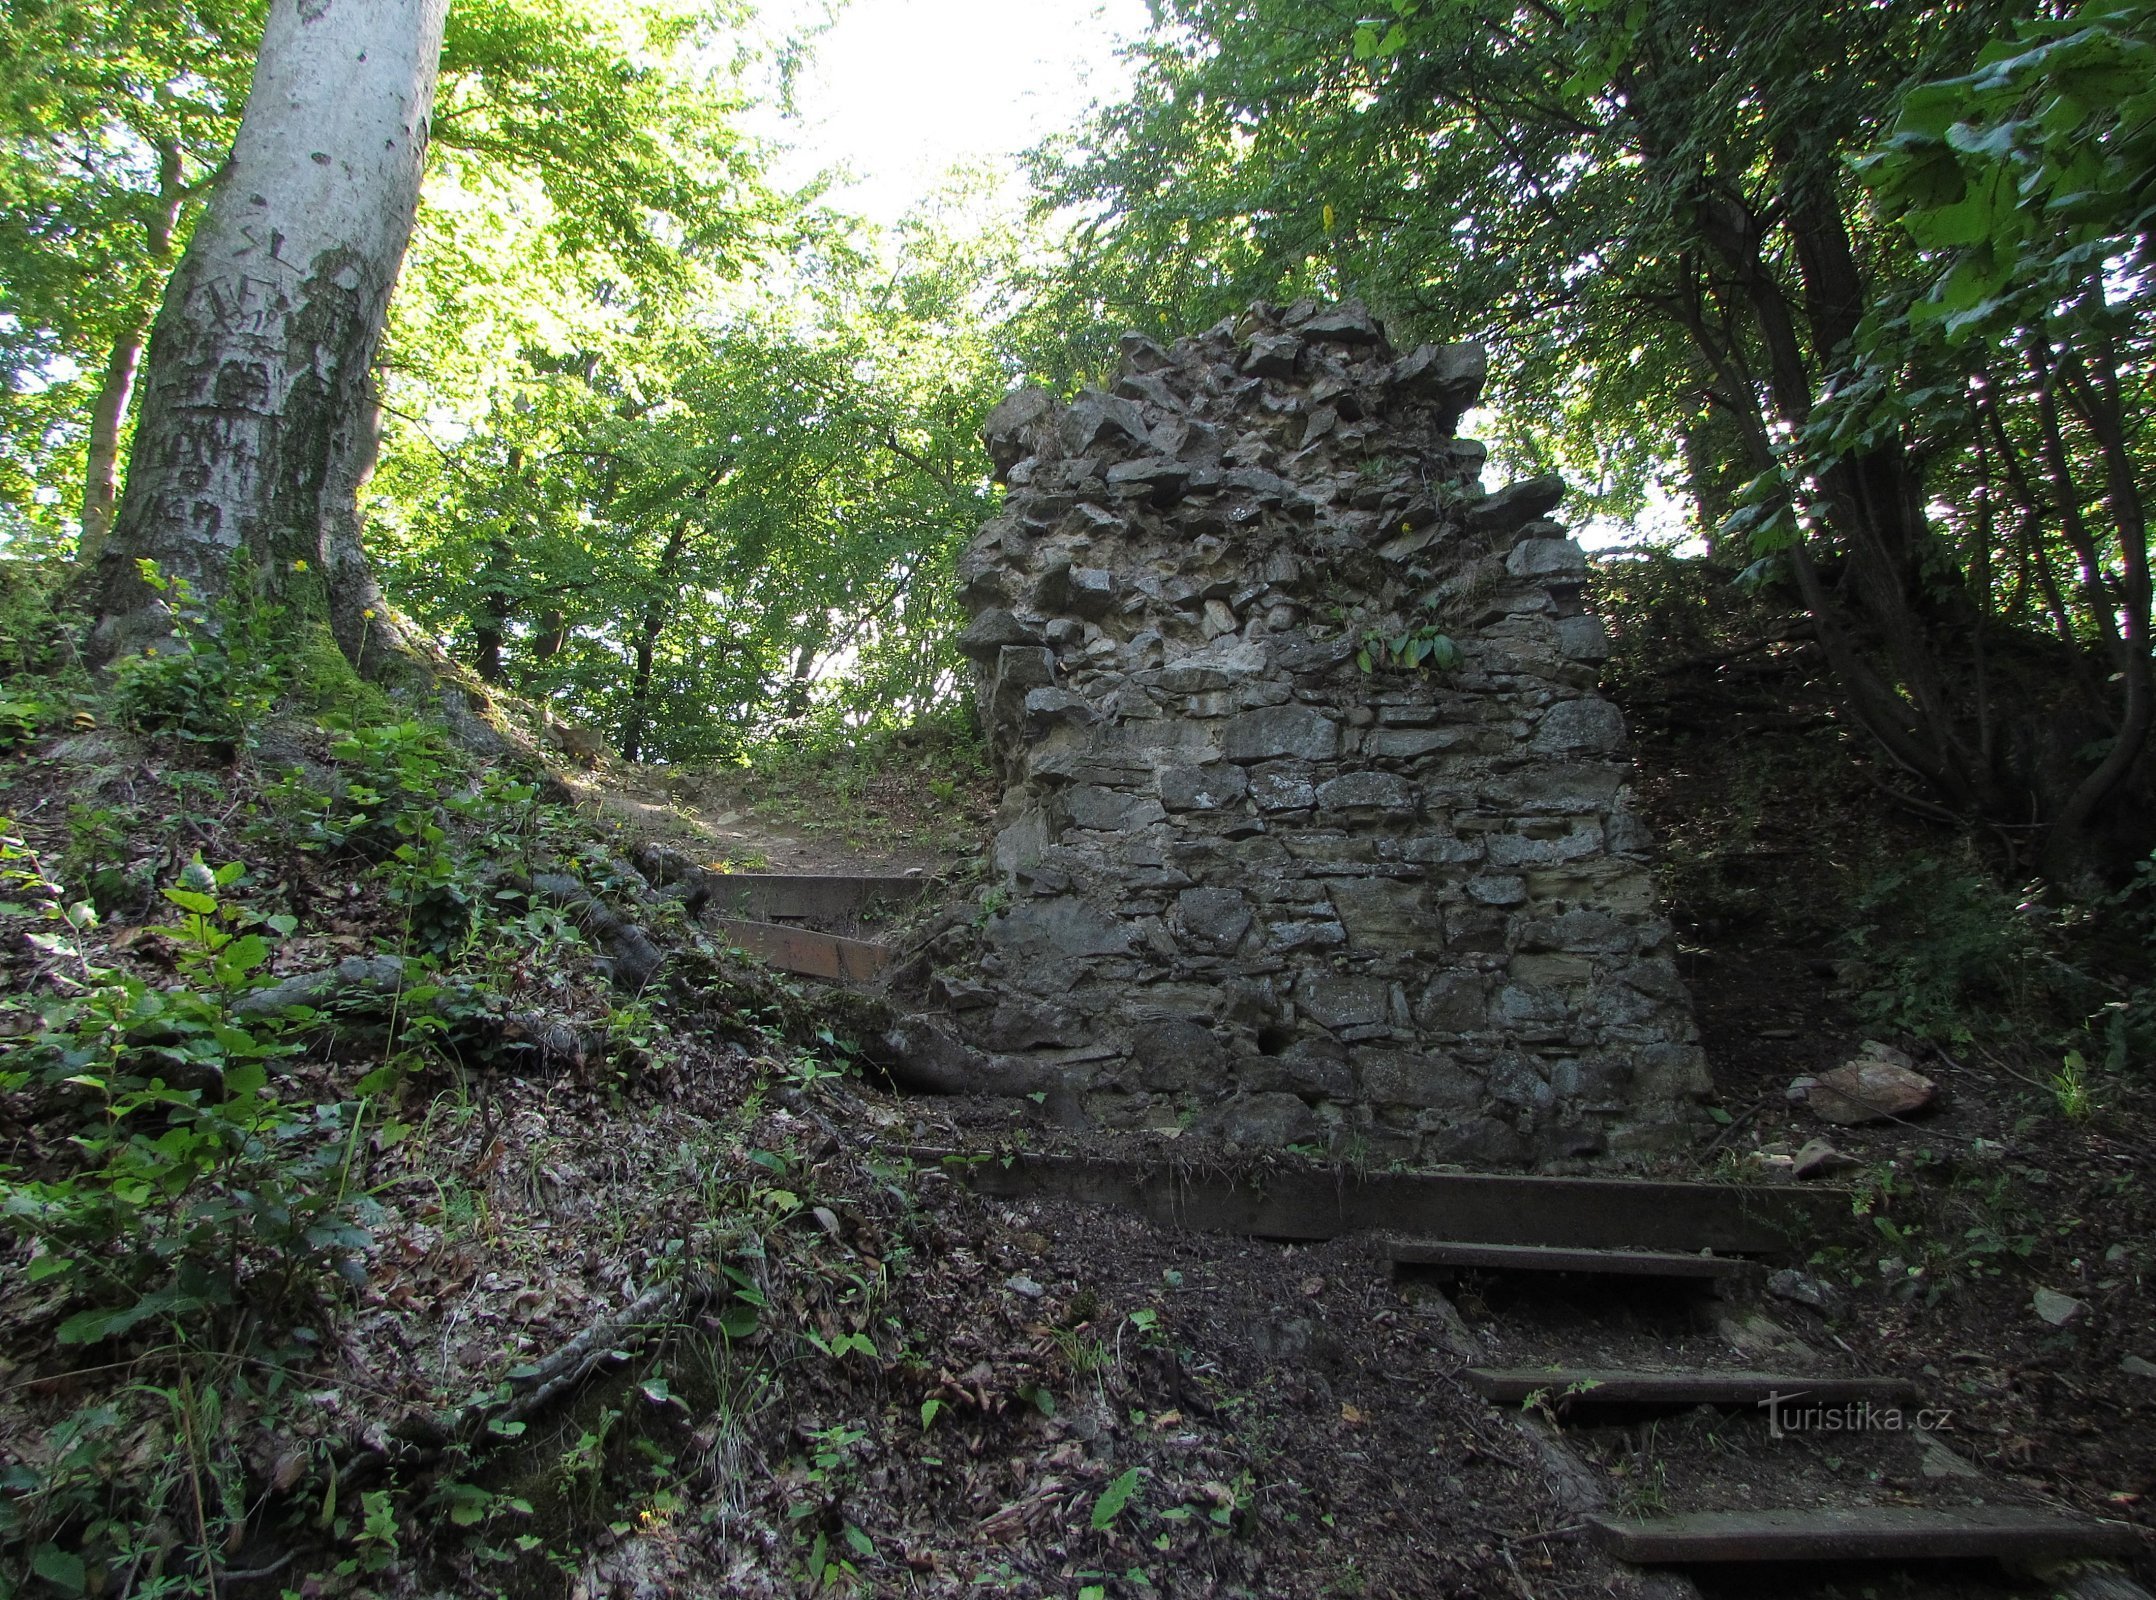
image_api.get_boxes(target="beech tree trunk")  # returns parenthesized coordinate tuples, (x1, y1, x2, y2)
(89, 0, 448, 672)
(78, 145, 190, 567)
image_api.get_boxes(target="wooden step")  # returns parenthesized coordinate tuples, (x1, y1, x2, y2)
(714, 918, 892, 983)
(941, 1150, 1842, 1255)
(703, 873, 928, 924)
(1382, 1236, 1746, 1279)
(1463, 1367, 1921, 1410)
(1588, 1505, 2142, 1565)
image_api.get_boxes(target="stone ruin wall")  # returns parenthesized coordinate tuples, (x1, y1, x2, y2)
(913, 299, 1711, 1166)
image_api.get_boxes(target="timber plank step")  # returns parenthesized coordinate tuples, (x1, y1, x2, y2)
(1381, 1236, 1746, 1279)
(1587, 1505, 2142, 1565)
(1462, 1367, 1921, 1410)
(713, 918, 892, 983)
(940, 1150, 1841, 1255)
(703, 873, 929, 924)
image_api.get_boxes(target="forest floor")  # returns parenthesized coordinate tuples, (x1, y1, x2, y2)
(3, 623, 2152, 1599)
(567, 726, 999, 879)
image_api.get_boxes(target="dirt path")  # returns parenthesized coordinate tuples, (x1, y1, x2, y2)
(565, 740, 997, 880)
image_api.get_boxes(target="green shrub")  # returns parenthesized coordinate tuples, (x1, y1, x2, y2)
(1843, 855, 2051, 1044)
(107, 560, 285, 750)
(0, 840, 379, 1350)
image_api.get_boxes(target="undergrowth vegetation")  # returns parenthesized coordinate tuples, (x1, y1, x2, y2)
(0, 571, 913, 1596)
(1596, 547, 2156, 1120)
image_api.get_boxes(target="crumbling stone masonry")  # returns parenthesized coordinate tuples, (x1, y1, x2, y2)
(913, 299, 1711, 1165)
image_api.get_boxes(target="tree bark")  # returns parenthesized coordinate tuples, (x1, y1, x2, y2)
(617, 521, 690, 763)
(89, 0, 449, 669)
(78, 145, 190, 566)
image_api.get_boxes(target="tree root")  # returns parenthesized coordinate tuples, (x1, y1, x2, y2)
(342, 1278, 707, 1482)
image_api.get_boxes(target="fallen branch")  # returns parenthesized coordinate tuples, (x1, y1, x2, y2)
(336, 1278, 705, 1484)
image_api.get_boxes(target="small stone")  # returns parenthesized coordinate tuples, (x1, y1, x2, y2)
(1806, 1053, 1935, 1125)
(1314, 770, 1415, 814)
(1792, 1138, 1859, 1179)
(1023, 688, 1097, 731)
(1298, 301, 1384, 344)
(1106, 455, 1193, 501)
(1177, 887, 1253, 952)
(1467, 473, 1567, 535)
(1765, 1268, 1838, 1312)
(981, 384, 1054, 477)
(1059, 390, 1149, 454)
(2120, 1355, 2156, 1380)
(1390, 343, 1487, 418)
(2031, 1287, 2088, 1326)
(1916, 1433, 1981, 1479)
(1005, 1275, 1045, 1299)
(1505, 538, 1589, 580)
(1223, 703, 1340, 764)
(1529, 698, 1626, 755)
(956, 608, 1040, 660)
(1250, 762, 1317, 812)
(1556, 614, 1611, 661)
(1159, 763, 1249, 812)
(1202, 1091, 1321, 1147)
(1242, 332, 1302, 378)
(1066, 566, 1118, 618)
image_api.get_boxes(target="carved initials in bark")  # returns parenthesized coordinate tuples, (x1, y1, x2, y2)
(91, 0, 449, 679)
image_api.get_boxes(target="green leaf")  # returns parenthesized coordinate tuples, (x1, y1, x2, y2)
(1904, 188, 1999, 249)
(1895, 81, 1975, 139)
(161, 887, 218, 915)
(217, 933, 271, 977)
(1091, 1466, 1141, 1530)
(920, 1398, 942, 1430)
(222, 1061, 268, 1099)
(842, 1524, 874, 1558)
(32, 1546, 87, 1595)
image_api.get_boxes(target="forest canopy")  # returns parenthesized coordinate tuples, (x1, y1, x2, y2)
(3, 0, 2151, 868)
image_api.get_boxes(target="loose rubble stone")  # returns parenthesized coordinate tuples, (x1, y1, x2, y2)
(2032, 1287, 2088, 1326)
(905, 298, 1710, 1162)
(1803, 1046, 1937, 1124)
(1792, 1138, 1859, 1179)
(1766, 1268, 1840, 1312)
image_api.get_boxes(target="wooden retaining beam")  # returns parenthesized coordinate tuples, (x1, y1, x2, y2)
(939, 1150, 1844, 1256)
(1381, 1237, 1748, 1279)
(1463, 1367, 1921, 1410)
(703, 873, 928, 925)
(713, 918, 892, 983)
(1587, 1506, 2142, 1566)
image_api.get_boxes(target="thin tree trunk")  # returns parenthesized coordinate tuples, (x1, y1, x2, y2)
(90, 0, 449, 673)
(618, 521, 689, 763)
(79, 145, 189, 566)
